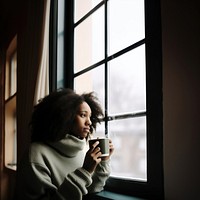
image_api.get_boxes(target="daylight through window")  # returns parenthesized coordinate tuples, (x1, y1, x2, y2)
(73, 0, 146, 181)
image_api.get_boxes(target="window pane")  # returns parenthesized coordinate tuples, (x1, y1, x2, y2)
(74, 6, 104, 73)
(108, 0, 145, 55)
(109, 117, 147, 181)
(109, 45, 146, 114)
(5, 62, 10, 100)
(74, 0, 102, 23)
(5, 96, 17, 170)
(11, 52, 17, 96)
(94, 122, 105, 138)
(57, 0, 65, 88)
(74, 65, 105, 109)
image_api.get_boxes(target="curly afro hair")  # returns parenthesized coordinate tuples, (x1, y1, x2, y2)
(30, 88, 103, 142)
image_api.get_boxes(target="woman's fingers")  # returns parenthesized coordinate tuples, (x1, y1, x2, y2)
(82, 141, 103, 173)
(90, 141, 99, 149)
(89, 141, 102, 157)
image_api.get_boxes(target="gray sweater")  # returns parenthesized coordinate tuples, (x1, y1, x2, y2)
(16, 134, 111, 200)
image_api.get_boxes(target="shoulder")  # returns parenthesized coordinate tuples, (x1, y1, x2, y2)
(29, 142, 53, 164)
(30, 142, 50, 155)
(30, 142, 49, 152)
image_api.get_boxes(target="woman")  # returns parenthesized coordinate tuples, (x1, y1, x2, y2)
(16, 88, 114, 200)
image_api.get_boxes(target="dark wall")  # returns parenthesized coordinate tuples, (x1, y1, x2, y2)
(162, 0, 200, 199)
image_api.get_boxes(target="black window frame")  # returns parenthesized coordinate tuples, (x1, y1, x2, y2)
(50, 0, 164, 199)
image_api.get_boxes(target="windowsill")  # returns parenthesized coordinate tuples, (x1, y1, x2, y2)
(5, 163, 17, 171)
(86, 191, 147, 200)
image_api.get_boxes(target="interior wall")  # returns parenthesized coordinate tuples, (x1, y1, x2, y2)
(161, 0, 200, 199)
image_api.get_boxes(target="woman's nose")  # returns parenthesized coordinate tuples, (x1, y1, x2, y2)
(86, 117, 92, 125)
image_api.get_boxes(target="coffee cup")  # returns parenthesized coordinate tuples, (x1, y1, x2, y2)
(89, 138, 109, 157)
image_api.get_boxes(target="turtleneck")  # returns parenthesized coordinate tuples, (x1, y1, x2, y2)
(47, 134, 86, 157)
(17, 133, 111, 199)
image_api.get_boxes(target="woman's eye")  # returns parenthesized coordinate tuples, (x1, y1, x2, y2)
(80, 113, 86, 118)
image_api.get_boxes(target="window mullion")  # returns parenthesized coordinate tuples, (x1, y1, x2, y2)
(107, 111, 146, 121)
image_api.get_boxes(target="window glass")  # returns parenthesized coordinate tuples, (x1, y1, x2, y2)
(108, 0, 145, 55)
(109, 117, 147, 180)
(5, 96, 17, 169)
(74, 0, 102, 23)
(10, 52, 17, 96)
(109, 45, 146, 114)
(57, 0, 65, 88)
(73, 0, 146, 182)
(74, 65, 105, 109)
(74, 6, 104, 72)
(5, 61, 10, 100)
(5, 51, 17, 99)
(94, 121, 105, 138)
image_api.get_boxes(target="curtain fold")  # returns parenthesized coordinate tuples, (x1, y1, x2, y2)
(34, 0, 50, 105)
(17, 0, 50, 162)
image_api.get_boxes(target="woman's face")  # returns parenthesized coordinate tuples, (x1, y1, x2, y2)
(71, 102, 92, 139)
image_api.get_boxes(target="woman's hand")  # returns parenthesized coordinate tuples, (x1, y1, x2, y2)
(101, 139, 114, 161)
(82, 141, 102, 173)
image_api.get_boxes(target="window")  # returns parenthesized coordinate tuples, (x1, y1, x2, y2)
(5, 36, 17, 170)
(73, 0, 147, 181)
(53, 0, 163, 198)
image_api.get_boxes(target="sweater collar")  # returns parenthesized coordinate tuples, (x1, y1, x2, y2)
(47, 134, 86, 157)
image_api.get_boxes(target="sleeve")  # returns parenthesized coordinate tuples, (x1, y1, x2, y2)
(16, 161, 93, 200)
(87, 159, 111, 193)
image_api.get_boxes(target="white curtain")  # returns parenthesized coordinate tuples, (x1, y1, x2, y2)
(34, 0, 50, 104)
